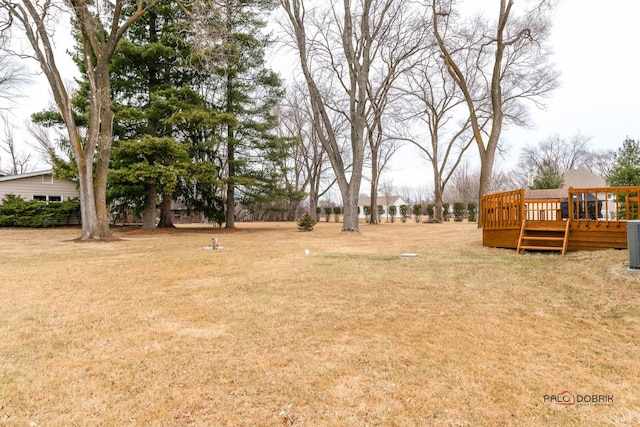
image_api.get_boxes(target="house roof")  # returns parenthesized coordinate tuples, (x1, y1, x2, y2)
(562, 168, 606, 188)
(0, 169, 54, 182)
(524, 169, 606, 200)
(524, 188, 566, 199)
(358, 195, 406, 206)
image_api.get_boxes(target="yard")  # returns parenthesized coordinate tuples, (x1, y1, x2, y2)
(1, 221, 639, 426)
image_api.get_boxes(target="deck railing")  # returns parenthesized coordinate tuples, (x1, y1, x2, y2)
(567, 186, 640, 223)
(481, 189, 524, 230)
(524, 199, 563, 221)
(482, 186, 640, 229)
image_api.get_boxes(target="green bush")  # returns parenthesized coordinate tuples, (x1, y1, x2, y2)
(333, 206, 342, 222)
(388, 205, 397, 223)
(413, 204, 422, 222)
(0, 194, 80, 227)
(453, 202, 466, 222)
(426, 204, 434, 217)
(442, 203, 450, 221)
(467, 202, 477, 222)
(297, 212, 317, 231)
(324, 207, 332, 222)
(399, 204, 408, 222)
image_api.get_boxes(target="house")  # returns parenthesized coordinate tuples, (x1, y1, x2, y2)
(524, 168, 608, 221)
(357, 195, 409, 220)
(0, 169, 78, 203)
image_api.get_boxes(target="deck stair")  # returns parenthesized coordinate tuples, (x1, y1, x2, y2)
(516, 220, 570, 255)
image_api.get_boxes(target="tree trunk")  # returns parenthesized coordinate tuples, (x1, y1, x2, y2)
(434, 188, 443, 223)
(341, 185, 360, 231)
(158, 192, 174, 227)
(369, 153, 379, 224)
(77, 157, 99, 240)
(94, 66, 114, 237)
(142, 182, 157, 230)
(369, 189, 378, 225)
(225, 142, 235, 228)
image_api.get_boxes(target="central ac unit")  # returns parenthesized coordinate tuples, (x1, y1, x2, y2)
(628, 220, 640, 271)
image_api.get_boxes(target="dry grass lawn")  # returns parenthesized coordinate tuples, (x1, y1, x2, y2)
(1, 221, 639, 426)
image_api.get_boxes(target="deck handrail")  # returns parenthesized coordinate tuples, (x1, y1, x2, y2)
(481, 189, 524, 230)
(567, 186, 640, 223)
(524, 198, 563, 221)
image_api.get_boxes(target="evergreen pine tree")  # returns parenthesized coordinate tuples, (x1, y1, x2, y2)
(297, 212, 317, 231)
(606, 138, 640, 186)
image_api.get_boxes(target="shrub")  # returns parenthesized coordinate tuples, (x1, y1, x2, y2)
(399, 204, 408, 222)
(0, 195, 81, 227)
(413, 204, 422, 223)
(333, 206, 342, 222)
(453, 202, 466, 222)
(297, 212, 317, 231)
(324, 207, 332, 222)
(388, 205, 397, 223)
(316, 207, 321, 221)
(363, 205, 371, 220)
(442, 203, 450, 221)
(426, 204, 434, 218)
(467, 202, 477, 222)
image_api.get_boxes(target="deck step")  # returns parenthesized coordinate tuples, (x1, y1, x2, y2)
(523, 227, 566, 232)
(519, 245, 564, 251)
(516, 219, 570, 255)
(521, 236, 565, 241)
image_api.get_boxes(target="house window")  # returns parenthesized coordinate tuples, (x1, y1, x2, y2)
(32, 195, 62, 202)
(42, 174, 53, 184)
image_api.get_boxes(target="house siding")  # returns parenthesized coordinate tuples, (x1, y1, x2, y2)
(0, 174, 78, 202)
(357, 196, 408, 219)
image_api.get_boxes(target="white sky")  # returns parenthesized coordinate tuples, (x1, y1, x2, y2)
(388, 0, 640, 189)
(3, 0, 640, 193)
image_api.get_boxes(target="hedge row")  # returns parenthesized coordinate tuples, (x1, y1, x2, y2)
(0, 195, 81, 227)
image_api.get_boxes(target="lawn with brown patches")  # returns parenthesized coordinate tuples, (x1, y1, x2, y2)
(1, 221, 639, 426)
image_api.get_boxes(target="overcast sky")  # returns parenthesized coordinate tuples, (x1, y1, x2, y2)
(4, 0, 640, 192)
(387, 0, 640, 189)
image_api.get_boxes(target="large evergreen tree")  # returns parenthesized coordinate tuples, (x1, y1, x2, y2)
(193, 0, 284, 228)
(109, 3, 195, 228)
(108, 1, 235, 228)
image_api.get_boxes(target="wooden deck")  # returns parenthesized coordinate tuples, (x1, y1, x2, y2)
(481, 186, 640, 252)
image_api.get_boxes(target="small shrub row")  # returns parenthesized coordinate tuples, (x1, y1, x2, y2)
(0, 194, 81, 227)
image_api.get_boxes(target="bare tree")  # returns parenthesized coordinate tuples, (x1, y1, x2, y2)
(448, 162, 477, 204)
(1, 0, 160, 239)
(397, 50, 477, 222)
(363, 3, 428, 224)
(432, 0, 559, 225)
(0, 47, 27, 107)
(0, 112, 32, 174)
(510, 133, 610, 188)
(276, 81, 335, 219)
(397, 185, 415, 212)
(590, 148, 616, 179)
(26, 120, 63, 163)
(280, 0, 422, 231)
